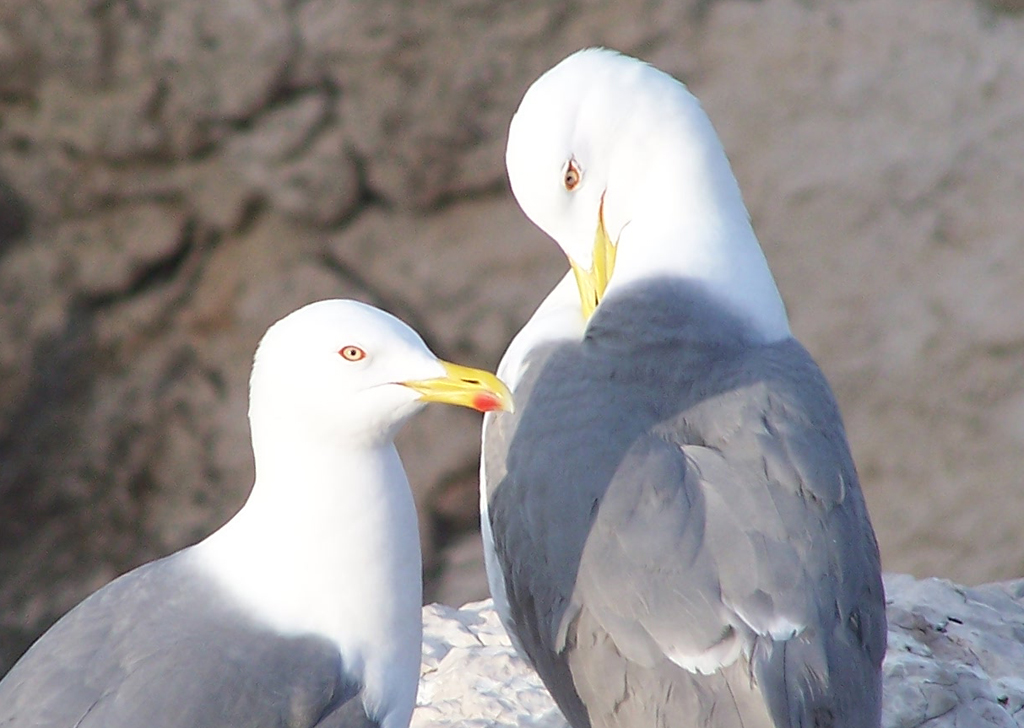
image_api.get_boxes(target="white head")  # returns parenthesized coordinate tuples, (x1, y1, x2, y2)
(506, 48, 790, 341)
(248, 300, 512, 452)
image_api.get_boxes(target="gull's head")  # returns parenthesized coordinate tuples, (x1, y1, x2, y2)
(506, 48, 789, 340)
(249, 300, 512, 447)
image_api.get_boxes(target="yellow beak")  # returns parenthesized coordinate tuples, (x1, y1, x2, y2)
(401, 361, 514, 413)
(568, 194, 617, 320)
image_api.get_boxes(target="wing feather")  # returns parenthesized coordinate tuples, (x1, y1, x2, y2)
(488, 316, 884, 728)
(0, 555, 369, 728)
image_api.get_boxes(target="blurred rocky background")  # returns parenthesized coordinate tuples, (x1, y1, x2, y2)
(0, 0, 1022, 673)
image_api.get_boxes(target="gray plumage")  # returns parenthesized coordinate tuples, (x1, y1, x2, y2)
(0, 553, 376, 728)
(486, 280, 886, 728)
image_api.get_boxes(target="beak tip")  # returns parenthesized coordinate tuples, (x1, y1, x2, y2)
(472, 392, 512, 413)
(406, 361, 514, 414)
(472, 385, 515, 414)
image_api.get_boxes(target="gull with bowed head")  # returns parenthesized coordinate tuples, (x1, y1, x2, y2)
(482, 48, 886, 728)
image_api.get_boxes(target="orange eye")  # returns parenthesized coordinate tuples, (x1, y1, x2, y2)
(564, 159, 581, 191)
(339, 346, 366, 361)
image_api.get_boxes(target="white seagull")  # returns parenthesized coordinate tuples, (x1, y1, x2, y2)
(482, 48, 886, 728)
(0, 299, 512, 728)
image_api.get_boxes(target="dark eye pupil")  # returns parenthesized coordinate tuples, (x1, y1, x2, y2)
(565, 163, 580, 190)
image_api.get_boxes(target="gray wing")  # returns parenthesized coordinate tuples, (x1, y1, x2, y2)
(0, 554, 375, 728)
(487, 341, 634, 728)
(489, 330, 885, 728)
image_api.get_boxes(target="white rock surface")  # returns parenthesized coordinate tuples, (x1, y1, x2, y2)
(417, 575, 1024, 728)
(416, 600, 566, 728)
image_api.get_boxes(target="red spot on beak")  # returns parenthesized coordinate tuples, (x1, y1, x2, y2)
(472, 392, 504, 412)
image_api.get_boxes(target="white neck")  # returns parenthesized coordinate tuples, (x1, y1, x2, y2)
(495, 273, 584, 389)
(602, 116, 791, 343)
(193, 427, 422, 728)
(608, 216, 790, 343)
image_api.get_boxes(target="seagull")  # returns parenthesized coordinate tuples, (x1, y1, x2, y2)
(0, 299, 512, 728)
(481, 48, 886, 728)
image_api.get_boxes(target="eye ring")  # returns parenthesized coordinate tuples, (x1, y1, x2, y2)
(563, 159, 581, 191)
(339, 345, 366, 362)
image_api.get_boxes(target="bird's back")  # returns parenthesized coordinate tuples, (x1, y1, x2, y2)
(0, 553, 371, 728)
(486, 279, 885, 728)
